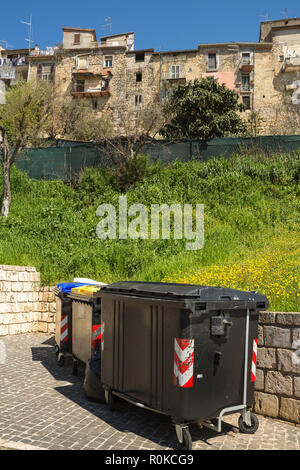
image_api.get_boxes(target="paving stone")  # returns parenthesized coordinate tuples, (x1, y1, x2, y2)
(0, 333, 299, 450)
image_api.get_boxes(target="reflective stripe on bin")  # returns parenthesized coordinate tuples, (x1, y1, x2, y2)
(100, 322, 104, 352)
(91, 323, 104, 351)
(60, 315, 68, 342)
(251, 338, 258, 382)
(173, 338, 194, 388)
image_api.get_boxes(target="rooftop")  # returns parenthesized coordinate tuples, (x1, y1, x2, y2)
(100, 32, 134, 41)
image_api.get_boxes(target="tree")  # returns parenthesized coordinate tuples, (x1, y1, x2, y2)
(46, 94, 114, 142)
(99, 100, 172, 191)
(160, 77, 246, 140)
(0, 79, 51, 217)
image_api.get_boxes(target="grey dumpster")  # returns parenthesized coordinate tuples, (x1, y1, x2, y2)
(99, 281, 268, 450)
(68, 286, 103, 376)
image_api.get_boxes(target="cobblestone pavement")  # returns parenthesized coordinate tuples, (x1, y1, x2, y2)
(0, 334, 299, 451)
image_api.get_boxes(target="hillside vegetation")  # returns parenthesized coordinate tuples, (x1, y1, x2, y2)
(0, 152, 299, 311)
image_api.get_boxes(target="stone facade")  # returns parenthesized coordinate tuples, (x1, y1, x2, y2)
(254, 311, 300, 424)
(0, 265, 55, 336)
(2, 18, 300, 136)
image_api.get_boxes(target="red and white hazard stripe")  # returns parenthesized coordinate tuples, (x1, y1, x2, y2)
(174, 338, 194, 388)
(100, 322, 104, 353)
(60, 315, 68, 342)
(251, 338, 258, 382)
(91, 322, 105, 353)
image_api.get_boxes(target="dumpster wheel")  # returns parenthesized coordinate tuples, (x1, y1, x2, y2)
(57, 354, 65, 367)
(107, 391, 115, 411)
(175, 425, 193, 450)
(72, 358, 78, 376)
(238, 413, 259, 434)
(180, 427, 192, 450)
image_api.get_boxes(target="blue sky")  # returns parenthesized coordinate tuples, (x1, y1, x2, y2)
(1, 0, 299, 52)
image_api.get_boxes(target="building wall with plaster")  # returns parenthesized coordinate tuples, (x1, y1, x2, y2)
(5, 19, 300, 137)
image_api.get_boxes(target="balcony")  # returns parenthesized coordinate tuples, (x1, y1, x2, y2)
(72, 69, 103, 78)
(0, 64, 15, 80)
(240, 57, 253, 72)
(284, 56, 300, 72)
(72, 85, 110, 98)
(162, 71, 186, 81)
(29, 47, 57, 57)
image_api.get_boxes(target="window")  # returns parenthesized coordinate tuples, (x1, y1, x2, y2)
(242, 95, 251, 110)
(136, 72, 142, 82)
(37, 63, 53, 81)
(92, 99, 98, 110)
(74, 34, 81, 45)
(42, 72, 52, 81)
(104, 56, 113, 67)
(135, 95, 142, 108)
(208, 53, 217, 70)
(241, 74, 250, 91)
(241, 52, 251, 65)
(170, 64, 181, 79)
(135, 52, 145, 62)
(76, 80, 85, 92)
(77, 56, 88, 69)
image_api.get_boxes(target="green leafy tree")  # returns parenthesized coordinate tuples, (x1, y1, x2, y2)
(0, 79, 51, 217)
(161, 77, 246, 140)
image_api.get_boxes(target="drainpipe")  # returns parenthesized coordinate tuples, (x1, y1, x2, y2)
(27, 60, 30, 82)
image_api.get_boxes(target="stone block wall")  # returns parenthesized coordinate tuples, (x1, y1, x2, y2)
(0, 265, 56, 336)
(254, 311, 300, 424)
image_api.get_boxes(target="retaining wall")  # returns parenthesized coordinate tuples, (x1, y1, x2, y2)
(0, 265, 55, 336)
(254, 310, 300, 424)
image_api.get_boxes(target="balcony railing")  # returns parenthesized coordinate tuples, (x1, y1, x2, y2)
(240, 57, 253, 71)
(241, 57, 252, 65)
(241, 84, 250, 91)
(0, 58, 26, 66)
(162, 71, 186, 80)
(284, 56, 300, 72)
(72, 85, 110, 98)
(0, 64, 15, 80)
(29, 47, 58, 57)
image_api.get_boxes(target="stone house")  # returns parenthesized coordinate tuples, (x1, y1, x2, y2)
(2, 18, 300, 135)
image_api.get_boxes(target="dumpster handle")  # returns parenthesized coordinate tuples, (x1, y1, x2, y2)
(243, 308, 250, 406)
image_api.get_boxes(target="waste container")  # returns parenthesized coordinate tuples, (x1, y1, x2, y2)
(54, 282, 95, 366)
(100, 281, 268, 450)
(68, 285, 104, 376)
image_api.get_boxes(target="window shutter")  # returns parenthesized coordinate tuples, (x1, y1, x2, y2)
(74, 33, 81, 45)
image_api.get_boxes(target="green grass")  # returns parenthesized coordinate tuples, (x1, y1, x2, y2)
(0, 152, 299, 311)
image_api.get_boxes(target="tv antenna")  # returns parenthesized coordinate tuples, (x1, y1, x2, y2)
(0, 40, 14, 49)
(260, 11, 269, 21)
(101, 17, 112, 35)
(20, 13, 33, 51)
(280, 8, 289, 19)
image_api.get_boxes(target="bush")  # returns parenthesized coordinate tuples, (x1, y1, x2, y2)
(0, 153, 298, 311)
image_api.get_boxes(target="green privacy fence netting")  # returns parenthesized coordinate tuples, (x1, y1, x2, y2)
(8, 134, 300, 181)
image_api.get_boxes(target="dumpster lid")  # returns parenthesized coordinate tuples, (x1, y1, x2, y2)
(55, 282, 95, 294)
(100, 281, 268, 305)
(70, 285, 102, 296)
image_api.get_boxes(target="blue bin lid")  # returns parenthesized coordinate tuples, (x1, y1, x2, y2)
(55, 282, 94, 294)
